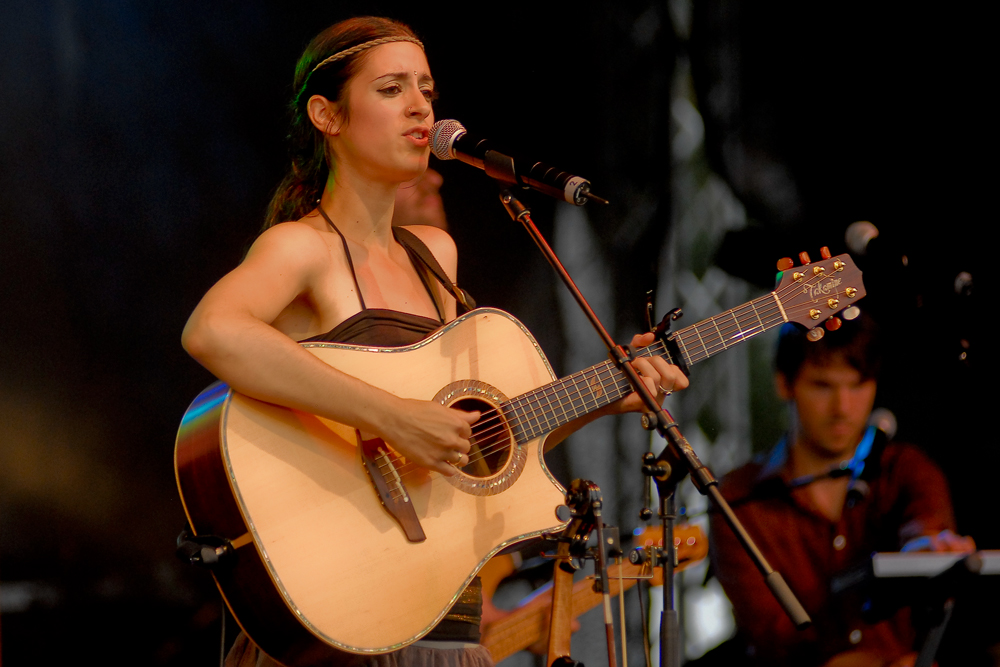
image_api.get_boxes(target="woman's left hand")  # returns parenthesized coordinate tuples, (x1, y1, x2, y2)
(542, 332, 690, 451)
(610, 332, 689, 415)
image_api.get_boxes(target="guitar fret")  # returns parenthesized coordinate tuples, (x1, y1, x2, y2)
(569, 371, 591, 418)
(546, 383, 567, 430)
(674, 335, 691, 369)
(571, 374, 588, 417)
(500, 404, 523, 444)
(728, 309, 744, 343)
(525, 397, 545, 440)
(760, 294, 786, 329)
(538, 390, 558, 433)
(733, 304, 760, 340)
(600, 362, 624, 405)
(771, 290, 789, 322)
(594, 365, 614, 406)
(588, 366, 608, 409)
(694, 323, 711, 361)
(557, 379, 576, 425)
(748, 300, 766, 335)
(511, 397, 534, 443)
(710, 316, 727, 353)
(658, 341, 675, 366)
(534, 391, 556, 436)
(565, 375, 585, 419)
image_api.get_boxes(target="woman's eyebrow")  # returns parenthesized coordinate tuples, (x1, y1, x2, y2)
(370, 72, 435, 86)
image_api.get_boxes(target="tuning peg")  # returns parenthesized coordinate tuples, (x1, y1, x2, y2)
(807, 328, 825, 342)
(825, 316, 842, 331)
(776, 257, 794, 271)
(799, 251, 812, 265)
(842, 306, 861, 320)
(820, 246, 832, 259)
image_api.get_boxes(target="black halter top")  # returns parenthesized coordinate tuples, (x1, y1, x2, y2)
(302, 211, 470, 347)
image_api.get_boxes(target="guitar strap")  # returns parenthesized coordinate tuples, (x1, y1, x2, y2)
(393, 226, 477, 314)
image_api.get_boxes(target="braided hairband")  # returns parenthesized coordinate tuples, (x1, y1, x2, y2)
(309, 35, 424, 74)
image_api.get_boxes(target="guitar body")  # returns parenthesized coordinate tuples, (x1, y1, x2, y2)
(175, 309, 569, 666)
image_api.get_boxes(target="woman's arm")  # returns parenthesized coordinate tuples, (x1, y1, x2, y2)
(182, 222, 476, 476)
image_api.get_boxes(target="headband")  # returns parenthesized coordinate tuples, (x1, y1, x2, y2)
(309, 36, 424, 74)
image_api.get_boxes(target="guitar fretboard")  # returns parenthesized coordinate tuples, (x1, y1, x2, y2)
(501, 292, 786, 444)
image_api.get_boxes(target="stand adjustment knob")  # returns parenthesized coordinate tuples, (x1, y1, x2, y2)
(629, 546, 649, 565)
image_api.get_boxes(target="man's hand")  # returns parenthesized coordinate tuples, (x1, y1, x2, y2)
(902, 529, 976, 554)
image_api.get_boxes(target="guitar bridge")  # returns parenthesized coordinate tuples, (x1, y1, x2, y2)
(358, 432, 426, 543)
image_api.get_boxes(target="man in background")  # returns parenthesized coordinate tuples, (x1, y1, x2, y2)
(392, 167, 448, 230)
(710, 315, 974, 667)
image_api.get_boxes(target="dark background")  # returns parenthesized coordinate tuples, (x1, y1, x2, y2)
(0, 1, 991, 664)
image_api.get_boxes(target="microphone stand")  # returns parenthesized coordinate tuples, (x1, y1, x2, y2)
(485, 152, 811, 666)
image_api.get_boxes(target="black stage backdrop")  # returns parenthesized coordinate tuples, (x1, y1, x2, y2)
(0, 1, 992, 664)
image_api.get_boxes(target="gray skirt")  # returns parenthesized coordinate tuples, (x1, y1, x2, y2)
(225, 632, 494, 667)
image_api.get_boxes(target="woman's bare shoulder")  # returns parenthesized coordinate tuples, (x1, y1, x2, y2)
(251, 220, 328, 255)
(242, 220, 337, 274)
(399, 225, 458, 278)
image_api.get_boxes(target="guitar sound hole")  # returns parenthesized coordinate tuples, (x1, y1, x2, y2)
(453, 398, 510, 478)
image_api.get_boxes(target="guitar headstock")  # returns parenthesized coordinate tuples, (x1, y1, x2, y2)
(631, 524, 708, 584)
(774, 247, 867, 341)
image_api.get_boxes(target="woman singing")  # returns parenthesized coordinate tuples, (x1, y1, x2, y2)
(182, 16, 687, 667)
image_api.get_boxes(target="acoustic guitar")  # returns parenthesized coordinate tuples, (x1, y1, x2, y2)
(175, 253, 864, 666)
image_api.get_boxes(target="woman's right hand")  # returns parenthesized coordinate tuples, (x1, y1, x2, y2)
(379, 399, 480, 476)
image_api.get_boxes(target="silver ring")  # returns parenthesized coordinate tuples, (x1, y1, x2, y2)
(658, 385, 672, 397)
(449, 451, 463, 465)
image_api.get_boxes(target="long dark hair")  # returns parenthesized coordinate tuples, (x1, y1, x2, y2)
(263, 17, 421, 230)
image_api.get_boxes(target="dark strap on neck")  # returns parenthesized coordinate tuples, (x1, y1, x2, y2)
(316, 206, 366, 311)
(393, 226, 477, 313)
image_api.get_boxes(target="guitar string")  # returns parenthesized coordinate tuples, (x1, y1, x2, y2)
(379, 294, 843, 486)
(422, 263, 847, 456)
(386, 278, 833, 478)
(377, 267, 857, 484)
(376, 337, 675, 478)
(379, 297, 812, 489)
(379, 282, 855, 484)
(373, 345, 670, 480)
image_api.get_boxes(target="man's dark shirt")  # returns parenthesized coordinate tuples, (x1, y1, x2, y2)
(709, 440, 957, 666)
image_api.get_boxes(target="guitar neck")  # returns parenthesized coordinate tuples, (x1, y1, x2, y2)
(501, 291, 786, 443)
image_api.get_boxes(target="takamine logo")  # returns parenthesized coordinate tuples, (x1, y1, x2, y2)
(804, 277, 841, 299)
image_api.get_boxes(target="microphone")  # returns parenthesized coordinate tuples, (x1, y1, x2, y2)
(788, 408, 896, 493)
(868, 407, 897, 441)
(429, 119, 607, 206)
(844, 220, 909, 268)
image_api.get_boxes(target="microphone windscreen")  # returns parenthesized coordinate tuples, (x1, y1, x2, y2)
(845, 220, 879, 256)
(868, 407, 897, 441)
(430, 119, 464, 161)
